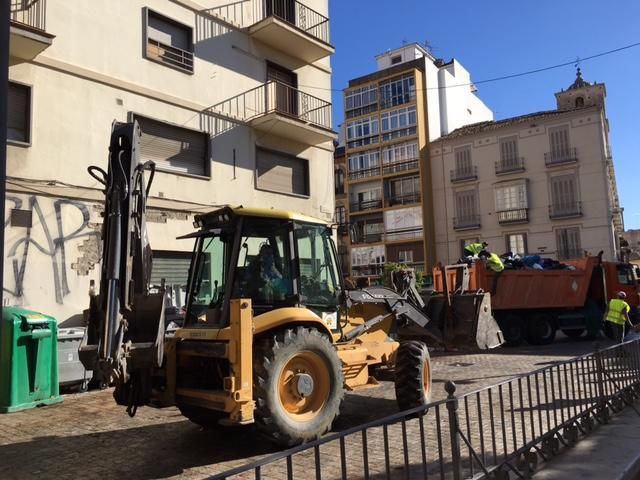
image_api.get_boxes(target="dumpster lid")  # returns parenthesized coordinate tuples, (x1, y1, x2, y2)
(58, 327, 86, 339)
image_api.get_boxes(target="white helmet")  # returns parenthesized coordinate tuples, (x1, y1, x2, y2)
(617, 291, 627, 299)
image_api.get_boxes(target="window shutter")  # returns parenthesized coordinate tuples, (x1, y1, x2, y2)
(456, 190, 477, 218)
(150, 252, 191, 287)
(551, 175, 576, 208)
(8, 82, 29, 143)
(500, 137, 518, 166)
(550, 126, 569, 158)
(136, 116, 207, 176)
(148, 12, 190, 50)
(256, 148, 309, 196)
(455, 147, 471, 173)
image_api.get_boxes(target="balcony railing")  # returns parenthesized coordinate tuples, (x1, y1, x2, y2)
(253, 0, 330, 44)
(386, 192, 421, 207)
(348, 165, 381, 181)
(10, 0, 47, 31)
(382, 158, 419, 175)
(349, 199, 382, 213)
(207, 80, 332, 130)
(384, 227, 423, 242)
(497, 208, 529, 224)
(453, 214, 481, 230)
(495, 157, 525, 175)
(351, 264, 384, 276)
(549, 201, 583, 219)
(545, 147, 578, 167)
(557, 247, 583, 260)
(450, 166, 478, 183)
(146, 39, 194, 73)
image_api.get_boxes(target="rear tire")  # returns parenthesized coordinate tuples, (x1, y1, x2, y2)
(562, 329, 585, 339)
(253, 327, 344, 447)
(394, 341, 432, 411)
(526, 313, 556, 345)
(498, 314, 525, 347)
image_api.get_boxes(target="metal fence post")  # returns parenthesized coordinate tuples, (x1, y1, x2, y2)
(594, 342, 610, 424)
(446, 381, 462, 480)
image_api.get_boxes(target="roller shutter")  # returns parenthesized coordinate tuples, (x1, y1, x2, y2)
(135, 115, 208, 176)
(256, 148, 308, 196)
(150, 251, 191, 288)
(8, 82, 30, 143)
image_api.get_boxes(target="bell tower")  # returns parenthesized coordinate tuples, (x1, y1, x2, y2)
(555, 68, 606, 111)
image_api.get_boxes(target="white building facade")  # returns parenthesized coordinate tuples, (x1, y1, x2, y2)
(431, 70, 623, 264)
(7, 0, 336, 322)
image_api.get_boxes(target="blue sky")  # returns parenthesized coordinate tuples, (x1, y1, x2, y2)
(328, 0, 640, 229)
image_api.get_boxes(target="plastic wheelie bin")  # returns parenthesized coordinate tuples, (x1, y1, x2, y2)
(58, 327, 88, 392)
(0, 307, 64, 412)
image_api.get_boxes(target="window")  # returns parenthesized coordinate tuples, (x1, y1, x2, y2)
(616, 265, 636, 286)
(454, 189, 479, 228)
(345, 85, 378, 118)
(150, 250, 191, 307)
(379, 74, 416, 108)
(499, 136, 519, 168)
(386, 175, 420, 205)
(391, 55, 402, 65)
(334, 168, 345, 194)
(145, 9, 194, 73)
(351, 245, 385, 266)
(550, 174, 579, 215)
(381, 106, 417, 132)
(335, 206, 346, 225)
(575, 97, 585, 108)
(346, 116, 379, 148)
(398, 249, 413, 263)
(382, 141, 418, 165)
(556, 227, 581, 259)
(135, 115, 209, 176)
(505, 233, 527, 256)
(548, 125, 570, 160)
(296, 225, 341, 306)
(256, 147, 309, 196)
(8, 82, 31, 144)
(454, 146, 472, 174)
(495, 182, 527, 211)
(348, 150, 380, 174)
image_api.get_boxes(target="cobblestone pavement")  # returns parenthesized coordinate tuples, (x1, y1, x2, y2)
(0, 337, 608, 480)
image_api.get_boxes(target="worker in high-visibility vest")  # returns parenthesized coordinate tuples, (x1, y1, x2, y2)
(479, 250, 505, 295)
(603, 291, 635, 343)
(464, 241, 488, 258)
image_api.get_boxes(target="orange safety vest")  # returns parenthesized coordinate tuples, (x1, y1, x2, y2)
(606, 299, 631, 325)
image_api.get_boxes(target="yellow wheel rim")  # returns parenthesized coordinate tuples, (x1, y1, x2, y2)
(278, 351, 331, 422)
(423, 359, 431, 398)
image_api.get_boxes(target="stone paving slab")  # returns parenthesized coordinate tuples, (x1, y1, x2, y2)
(0, 338, 603, 480)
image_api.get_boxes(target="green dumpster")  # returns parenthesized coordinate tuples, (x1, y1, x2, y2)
(0, 307, 63, 412)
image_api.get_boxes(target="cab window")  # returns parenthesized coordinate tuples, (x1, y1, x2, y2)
(617, 265, 636, 286)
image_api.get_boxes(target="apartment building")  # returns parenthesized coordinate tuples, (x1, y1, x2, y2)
(431, 69, 623, 264)
(6, 0, 335, 322)
(336, 43, 492, 282)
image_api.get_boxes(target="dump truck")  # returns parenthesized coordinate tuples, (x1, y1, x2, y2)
(79, 121, 503, 446)
(434, 255, 640, 346)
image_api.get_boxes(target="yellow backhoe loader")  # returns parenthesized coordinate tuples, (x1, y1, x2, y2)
(80, 122, 503, 446)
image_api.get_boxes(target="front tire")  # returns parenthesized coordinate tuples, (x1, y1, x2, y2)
(394, 341, 432, 411)
(253, 327, 344, 447)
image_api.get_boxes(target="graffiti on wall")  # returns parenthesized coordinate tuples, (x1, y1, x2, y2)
(4, 194, 102, 305)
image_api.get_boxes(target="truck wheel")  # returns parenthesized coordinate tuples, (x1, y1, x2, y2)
(394, 341, 432, 411)
(498, 314, 524, 347)
(254, 327, 344, 447)
(526, 314, 556, 345)
(179, 405, 225, 429)
(562, 329, 585, 339)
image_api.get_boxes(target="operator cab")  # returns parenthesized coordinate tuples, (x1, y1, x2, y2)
(182, 207, 343, 327)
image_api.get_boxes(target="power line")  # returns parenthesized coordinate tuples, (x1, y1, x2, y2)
(297, 40, 640, 93)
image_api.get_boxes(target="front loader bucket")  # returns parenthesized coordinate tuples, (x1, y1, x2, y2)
(448, 292, 504, 349)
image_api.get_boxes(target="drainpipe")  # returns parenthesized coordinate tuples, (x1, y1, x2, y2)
(0, 3, 10, 307)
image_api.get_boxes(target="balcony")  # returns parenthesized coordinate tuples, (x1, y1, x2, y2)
(545, 148, 578, 167)
(382, 158, 419, 175)
(450, 166, 478, 183)
(497, 208, 529, 225)
(349, 199, 382, 213)
(351, 265, 384, 277)
(206, 80, 335, 145)
(386, 192, 421, 207)
(453, 215, 481, 231)
(549, 201, 583, 220)
(348, 165, 381, 181)
(10, 0, 54, 62)
(248, 0, 335, 63)
(146, 39, 194, 73)
(385, 227, 423, 242)
(557, 248, 583, 260)
(495, 157, 525, 175)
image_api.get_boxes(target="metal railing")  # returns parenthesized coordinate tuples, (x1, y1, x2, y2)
(253, 0, 330, 44)
(210, 340, 640, 480)
(349, 199, 382, 213)
(208, 80, 332, 130)
(453, 215, 481, 230)
(557, 247, 584, 260)
(386, 192, 421, 207)
(10, 0, 46, 31)
(350, 264, 384, 276)
(146, 39, 194, 73)
(348, 165, 381, 181)
(549, 201, 582, 219)
(382, 158, 419, 175)
(450, 166, 478, 183)
(351, 229, 384, 244)
(497, 208, 529, 224)
(385, 227, 423, 242)
(545, 147, 578, 166)
(495, 157, 525, 175)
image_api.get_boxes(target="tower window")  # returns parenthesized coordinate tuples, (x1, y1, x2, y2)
(575, 97, 584, 108)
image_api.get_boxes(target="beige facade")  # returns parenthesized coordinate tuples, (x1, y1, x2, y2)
(431, 70, 623, 264)
(336, 44, 492, 283)
(7, 0, 335, 322)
